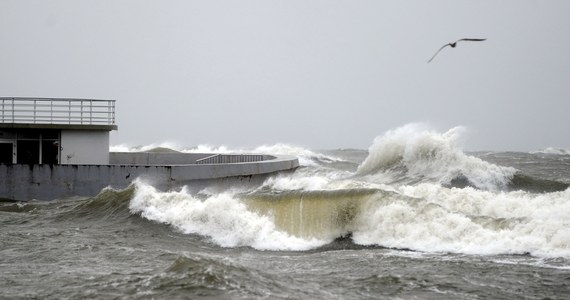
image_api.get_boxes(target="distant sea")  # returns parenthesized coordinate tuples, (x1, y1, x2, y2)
(2, 125, 569, 299)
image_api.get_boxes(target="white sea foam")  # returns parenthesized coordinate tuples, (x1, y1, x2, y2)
(110, 142, 183, 152)
(352, 184, 570, 258)
(130, 180, 570, 257)
(125, 125, 570, 258)
(532, 147, 570, 155)
(249, 143, 338, 166)
(129, 181, 327, 251)
(127, 173, 570, 258)
(111, 143, 234, 153)
(356, 124, 516, 190)
(113, 142, 344, 167)
(182, 144, 234, 154)
(260, 173, 333, 191)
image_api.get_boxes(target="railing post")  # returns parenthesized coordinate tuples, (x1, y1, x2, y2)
(110, 100, 114, 125)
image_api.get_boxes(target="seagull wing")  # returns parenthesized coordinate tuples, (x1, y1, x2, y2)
(427, 43, 452, 63)
(457, 38, 487, 43)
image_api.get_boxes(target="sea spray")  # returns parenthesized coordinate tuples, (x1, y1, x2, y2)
(186, 143, 346, 167)
(128, 170, 570, 257)
(258, 166, 354, 192)
(532, 147, 570, 155)
(111, 142, 347, 167)
(252, 144, 347, 166)
(356, 124, 516, 190)
(110, 142, 183, 153)
(122, 125, 570, 258)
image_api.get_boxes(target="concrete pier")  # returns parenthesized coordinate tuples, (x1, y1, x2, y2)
(0, 152, 299, 201)
(0, 98, 299, 201)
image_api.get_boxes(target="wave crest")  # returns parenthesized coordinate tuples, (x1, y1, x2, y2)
(128, 181, 326, 251)
(532, 147, 570, 155)
(356, 124, 516, 190)
(353, 184, 570, 257)
(123, 179, 570, 258)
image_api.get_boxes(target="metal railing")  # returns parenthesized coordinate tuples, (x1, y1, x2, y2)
(0, 97, 116, 125)
(195, 154, 267, 164)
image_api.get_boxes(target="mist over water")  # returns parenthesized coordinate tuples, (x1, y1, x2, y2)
(3, 124, 570, 299)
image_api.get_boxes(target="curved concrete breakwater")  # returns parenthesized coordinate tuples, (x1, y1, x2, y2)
(0, 152, 299, 201)
(0, 98, 298, 201)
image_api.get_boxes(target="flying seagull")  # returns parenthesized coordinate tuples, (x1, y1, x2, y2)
(428, 38, 486, 63)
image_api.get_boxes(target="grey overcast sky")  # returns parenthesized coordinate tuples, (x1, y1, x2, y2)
(1, 1, 569, 151)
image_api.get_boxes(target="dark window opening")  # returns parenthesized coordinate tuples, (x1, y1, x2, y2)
(0, 143, 13, 164)
(17, 140, 40, 164)
(42, 140, 59, 164)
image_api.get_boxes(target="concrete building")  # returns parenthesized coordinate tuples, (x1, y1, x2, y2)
(0, 97, 299, 201)
(0, 97, 116, 165)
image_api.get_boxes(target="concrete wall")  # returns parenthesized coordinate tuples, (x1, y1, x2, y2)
(110, 152, 211, 165)
(0, 164, 170, 201)
(0, 153, 299, 201)
(61, 130, 109, 165)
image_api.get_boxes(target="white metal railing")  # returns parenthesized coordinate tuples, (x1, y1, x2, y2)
(0, 97, 116, 125)
(195, 154, 267, 164)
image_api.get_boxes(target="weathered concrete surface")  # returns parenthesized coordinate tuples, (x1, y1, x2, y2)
(110, 152, 212, 165)
(0, 153, 299, 201)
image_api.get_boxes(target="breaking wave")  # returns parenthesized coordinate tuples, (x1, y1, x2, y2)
(126, 180, 570, 258)
(107, 124, 570, 258)
(532, 147, 570, 155)
(110, 142, 183, 153)
(356, 124, 517, 191)
(374, 184, 570, 257)
(128, 181, 326, 251)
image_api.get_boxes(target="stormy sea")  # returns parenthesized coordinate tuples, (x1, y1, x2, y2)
(2, 125, 570, 299)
